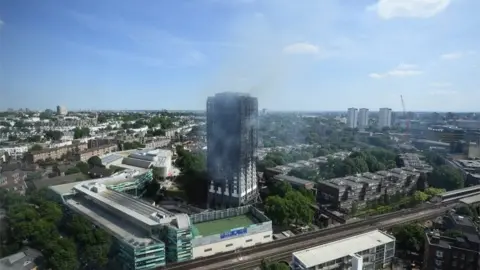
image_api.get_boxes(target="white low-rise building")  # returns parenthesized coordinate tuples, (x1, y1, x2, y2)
(292, 230, 395, 270)
(0, 146, 29, 160)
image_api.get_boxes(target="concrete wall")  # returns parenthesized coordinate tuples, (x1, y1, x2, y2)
(192, 230, 272, 259)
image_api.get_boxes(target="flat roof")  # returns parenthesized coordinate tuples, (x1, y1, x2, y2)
(443, 185, 480, 197)
(66, 197, 156, 248)
(193, 214, 257, 237)
(75, 185, 169, 227)
(460, 193, 480, 205)
(274, 174, 314, 186)
(293, 230, 394, 268)
(48, 169, 145, 196)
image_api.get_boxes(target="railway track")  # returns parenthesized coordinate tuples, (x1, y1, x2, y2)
(164, 202, 454, 270)
(229, 206, 451, 270)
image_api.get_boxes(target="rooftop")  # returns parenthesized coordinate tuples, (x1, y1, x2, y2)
(273, 174, 314, 186)
(48, 169, 144, 196)
(32, 173, 88, 190)
(193, 214, 257, 237)
(460, 193, 480, 205)
(292, 230, 395, 268)
(73, 183, 170, 227)
(0, 248, 43, 270)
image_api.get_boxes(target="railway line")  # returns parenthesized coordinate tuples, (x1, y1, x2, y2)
(163, 202, 455, 270)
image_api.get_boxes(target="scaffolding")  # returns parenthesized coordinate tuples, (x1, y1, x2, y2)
(108, 170, 153, 197)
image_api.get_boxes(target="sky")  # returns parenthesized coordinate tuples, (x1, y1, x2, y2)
(0, 0, 479, 112)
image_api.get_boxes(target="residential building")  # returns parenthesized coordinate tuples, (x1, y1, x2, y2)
(0, 248, 43, 270)
(347, 108, 358, 129)
(73, 144, 117, 162)
(26, 143, 88, 163)
(424, 228, 480, 270)
(317, 167, 420, 212)
(0, 170, 28, 195)
(142, 137, 171, 149)
(292, 230, 395, 270)
(206, 92, 259, 208)
(56, 105, 68, 115)
(378, 108, 392, 128)
(0, 145, 29, 160)
(358, 108, 369, 129)
(88, 137, 117, 149)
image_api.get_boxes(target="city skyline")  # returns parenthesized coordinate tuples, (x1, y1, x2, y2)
(1, 0, 479, 111)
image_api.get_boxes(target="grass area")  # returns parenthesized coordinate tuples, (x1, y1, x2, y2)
(193, 214, 257, 236)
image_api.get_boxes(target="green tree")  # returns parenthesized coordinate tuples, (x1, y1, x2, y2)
(65, 167, 81, 175)
(261, 260, 290, 270)
(76, 161, 89, 174)
(44, 130, 64, 141)
(455, 205, 474, 217)
(428, 165, 464, 191)
(87, 156, 103, 168)
(411, 191, 429, 206)
(264, 196, 290, 226)
(392, 224, 425, 252)
(30, 144, 43, 152)
(424, 187, 445, 197)
(73, 127, 90, 139)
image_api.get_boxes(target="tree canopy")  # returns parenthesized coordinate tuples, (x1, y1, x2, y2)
(0, 189, 111, 269)
(264, 182, 315, 226)
(392, 224, 425, 252)
(428, 165, 464, 191)
(174, 146, 208, 205)
(87, 156, 103, 168)
(44, 130, 64, 141)
(73, 127, 90, 139)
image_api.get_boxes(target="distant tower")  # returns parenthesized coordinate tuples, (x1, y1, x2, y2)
(56, 105, 68, 116)
(347, 108, 358, 128)
(358, 108, 369, 129)
(207, 92, 259, 208)
(379, 108, 392, 128)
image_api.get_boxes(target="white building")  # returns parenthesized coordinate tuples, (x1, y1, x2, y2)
(292, 230, 395, 270)
(378, 108, 392, 128)
(103, 149, 173, 178)
(347, 108, 358, 129)
(56, 105, 68, 116)
(358, 108, 369, 129)
(0, 146, 29, 160)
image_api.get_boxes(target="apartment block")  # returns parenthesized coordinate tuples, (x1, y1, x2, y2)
(317, 167, 420, 212)
(347, 108, 358, 129)
(292, 230, 395, 270)
(74, 144, 118, 162)
(26, 143, 88, 163)
(424, 229, 480, 270)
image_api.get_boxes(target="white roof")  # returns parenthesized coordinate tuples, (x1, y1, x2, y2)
(292, 230, 394, 268)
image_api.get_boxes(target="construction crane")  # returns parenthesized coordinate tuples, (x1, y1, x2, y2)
(400, 95, 410, 131)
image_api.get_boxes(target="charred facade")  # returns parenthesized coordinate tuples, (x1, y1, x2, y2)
(206, 92, 258, 208)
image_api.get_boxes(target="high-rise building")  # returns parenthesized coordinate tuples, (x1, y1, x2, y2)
(378, 108, 392, 128)
(206, 92, 259, 208)
(56, 105, 68, 115)
(358, 108, 369, 129)
(347, 108, 358, 129)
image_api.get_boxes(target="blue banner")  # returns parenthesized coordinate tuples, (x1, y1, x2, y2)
(220, 227, 248, 239)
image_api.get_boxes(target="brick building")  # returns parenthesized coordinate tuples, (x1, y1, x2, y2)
(26, 143, 88, 163)
(74, 144, 118, 162)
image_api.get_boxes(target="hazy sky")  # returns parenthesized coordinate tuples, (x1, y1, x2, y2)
(0, 0, 479, 111)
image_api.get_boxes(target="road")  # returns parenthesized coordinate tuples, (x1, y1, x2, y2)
(164, 204, 452, 270)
